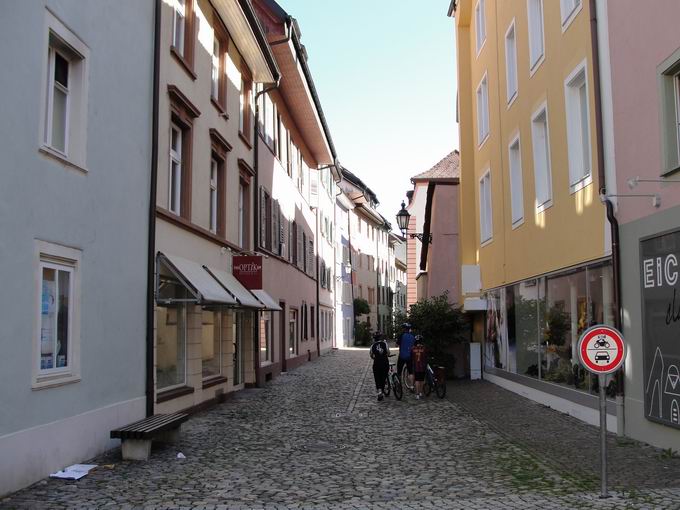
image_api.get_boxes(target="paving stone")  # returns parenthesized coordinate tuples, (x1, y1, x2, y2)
(2, 349, 680, 509)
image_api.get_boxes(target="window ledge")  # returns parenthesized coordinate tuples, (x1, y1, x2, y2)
(478, 133, 490, 149)
(661, 164, 680, 177)
(536, 199, 554, 214)
(511, 218, 525, 230)
(561, 4, 583, 33)
(39, 146, 88, 174)
(507, 91, 518, 109)
(211, 97, 228, 119)
(170, 46, 197, 81)
(32, 373, 80, 390)
(529, 54, 545, 78)
(156, 385, 195, 403)
(480, 237, 493, 248)
(570, 174, 593, 194)
(239, 131, 252, 150)
(202, 376, 228, 389)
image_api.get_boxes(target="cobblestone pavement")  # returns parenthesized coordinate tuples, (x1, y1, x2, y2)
(3, 349, 680, 509)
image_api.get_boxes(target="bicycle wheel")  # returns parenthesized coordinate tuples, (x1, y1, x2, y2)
(436, 382, 447, 398)
(383, 377, 391, 397)
(401, 364, 415, 393)
(392, 374, 403, 400)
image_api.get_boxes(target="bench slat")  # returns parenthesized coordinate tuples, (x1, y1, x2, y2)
(111, 413, 188, 440)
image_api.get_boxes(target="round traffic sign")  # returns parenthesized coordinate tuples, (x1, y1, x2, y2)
(577, 325, 625, 374)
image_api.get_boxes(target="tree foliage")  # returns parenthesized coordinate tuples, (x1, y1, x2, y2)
(353, 298, 370, 317)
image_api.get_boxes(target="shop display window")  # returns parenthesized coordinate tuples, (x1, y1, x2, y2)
(260, 311, 272, 363)
(156, 276, 187, 390)
(201, 309, 221, 379)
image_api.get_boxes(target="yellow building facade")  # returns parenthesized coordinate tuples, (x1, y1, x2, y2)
(454, 0, 617, 427)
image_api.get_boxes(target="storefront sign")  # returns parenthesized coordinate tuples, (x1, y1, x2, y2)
(577, 325, 625, 375)
(641, 229, 680, 429)
(232, 256, 263, 290)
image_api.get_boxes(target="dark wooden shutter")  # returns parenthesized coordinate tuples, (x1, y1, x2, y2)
(259, 187, 266, 248)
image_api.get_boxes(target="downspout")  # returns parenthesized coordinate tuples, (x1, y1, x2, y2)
(146, 0, 162, 417)
(590, 0, 624, 431)
(316, 206, 320, 357)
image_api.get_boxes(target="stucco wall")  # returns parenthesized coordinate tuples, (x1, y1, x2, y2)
(0, 0, 153, 494)
(427, 184, 461, 303)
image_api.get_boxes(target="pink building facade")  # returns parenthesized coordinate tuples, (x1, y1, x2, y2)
(603, 0, 680, 448)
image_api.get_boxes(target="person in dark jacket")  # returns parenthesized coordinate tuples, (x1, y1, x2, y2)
(370, 331, 390, 401)
(410, 335, 428, 400)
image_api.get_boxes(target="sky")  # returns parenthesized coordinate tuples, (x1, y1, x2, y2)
(278, 0, 459, 225)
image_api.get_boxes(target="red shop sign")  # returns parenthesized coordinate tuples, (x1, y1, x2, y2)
(232, 256, 263, 290)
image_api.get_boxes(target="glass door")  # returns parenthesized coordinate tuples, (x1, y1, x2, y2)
(233, 311, 244, 385)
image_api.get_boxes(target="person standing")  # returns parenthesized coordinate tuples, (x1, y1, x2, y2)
(411, 335, 428, 400)
(396, 323, 415, 388)
(370, 331, 390, 401)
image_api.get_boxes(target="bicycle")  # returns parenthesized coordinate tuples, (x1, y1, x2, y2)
(401, 363, 415, 394)
(423, 363, 447, 399)
(383, 355, 403, 400)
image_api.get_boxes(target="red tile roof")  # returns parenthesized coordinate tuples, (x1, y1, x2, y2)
(411, 150, 460, 181)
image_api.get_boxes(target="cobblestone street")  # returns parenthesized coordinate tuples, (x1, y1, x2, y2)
(3, 349, 680, 510)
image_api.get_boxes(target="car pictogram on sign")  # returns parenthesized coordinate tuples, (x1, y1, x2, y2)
(595, 351, 610, 363)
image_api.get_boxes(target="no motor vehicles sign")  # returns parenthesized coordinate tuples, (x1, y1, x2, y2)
(578, 325, 625, 375)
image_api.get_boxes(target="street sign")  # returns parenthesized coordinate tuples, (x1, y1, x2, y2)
(577, 324, 625, 500)
(578, 325, 625, 375)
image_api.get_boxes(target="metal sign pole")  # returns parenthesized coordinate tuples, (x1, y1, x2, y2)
(598, 374, 609, 499)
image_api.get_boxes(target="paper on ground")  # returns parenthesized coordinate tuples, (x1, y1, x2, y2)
(49, 464, 98, 480)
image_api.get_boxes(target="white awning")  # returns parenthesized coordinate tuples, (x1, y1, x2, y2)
(206, 267, 263, 309)
(158, 253, 238, 305)
(251, 290, 282, 311)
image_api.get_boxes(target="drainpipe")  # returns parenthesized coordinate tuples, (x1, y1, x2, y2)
(590, 0, 624, 434)
(146, 0, 162, 418)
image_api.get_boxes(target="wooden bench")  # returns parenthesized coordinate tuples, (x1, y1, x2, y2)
(111, 413, 188, 461)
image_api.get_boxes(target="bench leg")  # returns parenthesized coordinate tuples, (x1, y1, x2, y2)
(156, 426, 181, 443)
(121, 439, 152, 461)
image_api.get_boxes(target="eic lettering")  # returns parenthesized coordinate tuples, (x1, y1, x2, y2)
(643, 254, 678, 288)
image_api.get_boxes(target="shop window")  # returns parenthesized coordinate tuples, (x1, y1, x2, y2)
(260, 311, 272, 363)
(34, 240, 81, 389)
(202, 309, 222, 379)
(156, 278, 188, 390)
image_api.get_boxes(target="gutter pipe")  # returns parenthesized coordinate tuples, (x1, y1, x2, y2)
(146, 0, 161, 417)
(590, 0, 624, 431)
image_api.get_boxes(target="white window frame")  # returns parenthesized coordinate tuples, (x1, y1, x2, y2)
(210, 159, 218, 233)
(40, 9, 90, 172)
(564, 60, 592, 193)
(33, 240, 82, 389)
(475, 0, 486, 56)
(211, 34, 220, 101)
(527, 0, 545, 76)
(172, 0, 186, 56)
(508, 135, 524, 228)
(505, 20, 518, 106)
(46, 48, 70, 156)
(479, 169, 493, 245)
(476, 73, 490, 146)
(560, 0, 582, 31)
(169, 123, 182, 215)
(531, 103, 553, 212)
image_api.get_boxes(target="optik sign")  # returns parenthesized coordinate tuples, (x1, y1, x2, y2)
(232, 256, 263, 290)
(641, 229, 680, 429)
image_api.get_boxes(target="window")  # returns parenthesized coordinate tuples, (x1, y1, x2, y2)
(657, 52, 680, 174)
(209, 159, 218, 233)
(531, 105, 552, 210)
(479, 170, 493, 244)
(508, 137, 524, 226)
(34, 241, 81, 388)
(289, 309, 298, 357)
(239, 181, 249, 248)
(476, 74, 489, 145)
(475, 0, 486, 54)
(527, 0, 545, 72)
(505, 21, 518, 104)
(239, 74, 252, 139)
(560, 0, 581, 28)
(42, 12, 89, 169)
(156, 283, 187, 391)
(202, 310, 222, 379)
(564, 62, 591, 189)
(311, 306, 315, 338)
(210, 24, 227, 108)
(170, 124, 183, 215)
(172, 0, 186, 55)
(260, 311, 272, 363)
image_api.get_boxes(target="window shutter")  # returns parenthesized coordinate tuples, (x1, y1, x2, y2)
(279, 212, 285, 256)
(259, 187, 266, 248)
(288, 220, 294, 263)
(302, 232, 307, 272)
(272, 201, 279, 254)
(308, 240, 314, 277)
(297, 224, 304, 269)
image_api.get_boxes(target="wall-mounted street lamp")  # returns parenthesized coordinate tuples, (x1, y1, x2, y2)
(396, 201, 432, 244)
